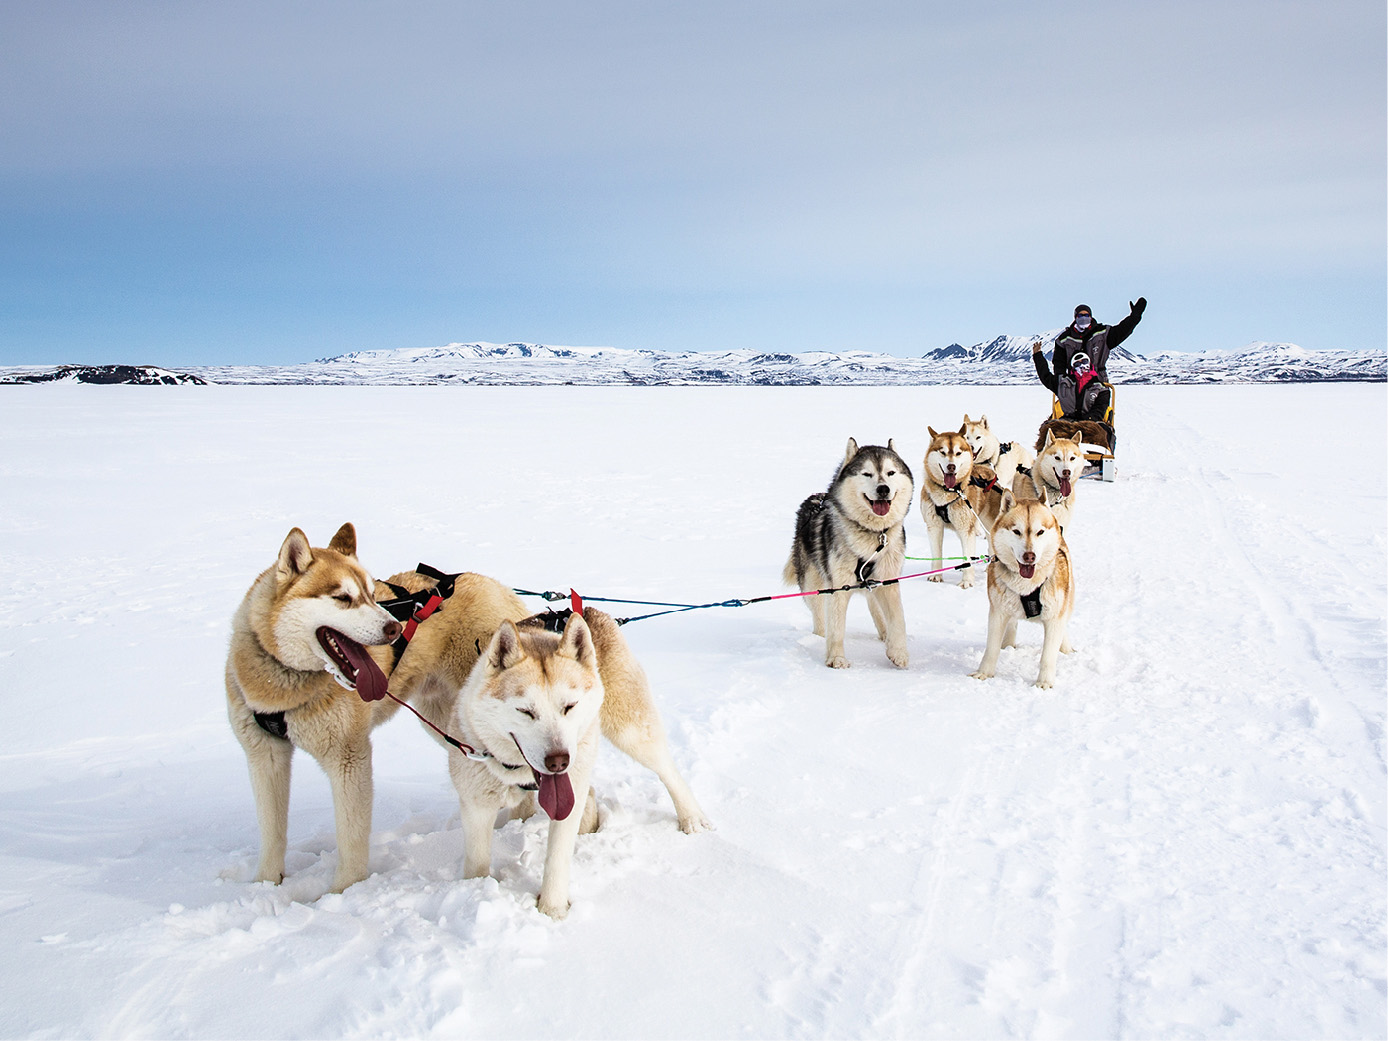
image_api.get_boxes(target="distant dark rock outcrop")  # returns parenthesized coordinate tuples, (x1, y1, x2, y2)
(0, 364, 206, 386)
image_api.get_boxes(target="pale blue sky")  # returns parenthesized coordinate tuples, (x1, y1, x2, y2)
(2, 1, 1383, 365)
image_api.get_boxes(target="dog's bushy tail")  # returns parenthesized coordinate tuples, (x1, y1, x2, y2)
(782, 554, 798, 588)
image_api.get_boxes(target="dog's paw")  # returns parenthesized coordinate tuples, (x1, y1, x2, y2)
(1034, 676, 1055, 689)
(927, 574, 943, 583)
(679, 813, 714, 834)
(887, 648, 909, 669)
(969, 669, 993, 681)
(826, 655, 851, 669)
(537, 896, 570, 920)
(958, 577, 974, 589)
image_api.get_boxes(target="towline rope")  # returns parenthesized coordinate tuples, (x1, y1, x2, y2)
(512, 554, 991, 625)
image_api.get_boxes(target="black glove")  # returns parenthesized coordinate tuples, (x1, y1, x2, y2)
(1130, 296, 1147, 317)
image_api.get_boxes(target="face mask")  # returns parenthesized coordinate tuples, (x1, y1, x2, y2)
(1074, 315, 1092, 331)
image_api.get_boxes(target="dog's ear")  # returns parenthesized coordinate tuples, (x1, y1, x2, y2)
(887, 438, 898, 455)
(980, 414, 989, 429)
(276, 528, 313, 585)
(842, 437, 859, 465)
(487, 621, 527, 671)
(557, 612, 597, 669)
(957, 420, 967, 435)
(927, 426, 938, 439)
(962, 414, 972, 425)
(1044, 429, 1055, 447)
(327, 523, 357, 558)
(998, 490, 1016, 517)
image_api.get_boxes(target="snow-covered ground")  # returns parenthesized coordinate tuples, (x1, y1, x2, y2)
(0, 383, 1383, 1040)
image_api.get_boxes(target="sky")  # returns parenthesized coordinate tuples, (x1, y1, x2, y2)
(1, 1, 1384, 366)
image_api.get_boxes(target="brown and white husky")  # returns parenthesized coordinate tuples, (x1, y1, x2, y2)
(1012, 430, 1085, 531)
(969, 496, 1075, 689)
(919, 426, 987, 588)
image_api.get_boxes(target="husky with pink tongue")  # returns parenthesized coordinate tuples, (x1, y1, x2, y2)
(919, 426, 987, 590)
(970, 495, 1075, 689)
(225, 524, 405, 894)
(784, 437, 914, 669)
(1012, 430, 1084, 532)
(451, 609, 711, 919)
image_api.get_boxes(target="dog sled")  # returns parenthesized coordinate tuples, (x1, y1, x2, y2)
(1036, 382, 1117, 482)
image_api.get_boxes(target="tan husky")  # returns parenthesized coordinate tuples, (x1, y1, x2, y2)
(961, 414, 1035, 489)
(1012, 430, 1084, 531)
(226, 524, 709, 907)
(451, 608, 711, 918)
(919, 426, 987, 588)
(225, 524, 405, 894)
(970, 496, 1075, 688)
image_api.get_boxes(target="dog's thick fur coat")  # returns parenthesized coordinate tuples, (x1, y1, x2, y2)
(919, 426, 987, 589)
(1013, 430, 1084, 531)
(784, 438, 913, 669)
(225, 524, 405, 893)
(961, 414, 1035, 490)
(451, 607, 711, 918)
(970, 496, 1075, 688)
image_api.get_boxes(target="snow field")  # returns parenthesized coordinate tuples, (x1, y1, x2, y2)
(0, 383, 1382, 1039)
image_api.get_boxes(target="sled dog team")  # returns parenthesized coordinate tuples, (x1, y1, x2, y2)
(226, 415, 1079, 916)
(785, 416, 1081, 687)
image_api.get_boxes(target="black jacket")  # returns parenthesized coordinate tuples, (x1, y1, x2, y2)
(1043, 299, 1145, 384)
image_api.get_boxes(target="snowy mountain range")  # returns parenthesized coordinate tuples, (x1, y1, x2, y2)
(2, 335, 1383, 386)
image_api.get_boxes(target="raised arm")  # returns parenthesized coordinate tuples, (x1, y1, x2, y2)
(1107, 296, 1147, 349)
(1032, 340, 1059, 392)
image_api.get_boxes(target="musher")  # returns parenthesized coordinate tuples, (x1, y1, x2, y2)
(1031, 298, 1146, 427)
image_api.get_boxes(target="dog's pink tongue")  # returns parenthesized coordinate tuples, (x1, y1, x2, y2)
(944, 473, 957, 490)
(538, 772, 575, 820)
(1059, 476, 1073, 497)
(1019, 563, 1036, 579)
(871, 499, 891, 516)
(338, 634, 389, 702)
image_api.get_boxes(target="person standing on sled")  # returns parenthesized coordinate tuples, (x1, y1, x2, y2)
(1031, 298, 1146, 439)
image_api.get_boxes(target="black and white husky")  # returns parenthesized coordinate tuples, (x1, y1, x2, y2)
(783, 438, 914, 669)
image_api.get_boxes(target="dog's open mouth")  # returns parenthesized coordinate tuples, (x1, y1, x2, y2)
(866, 496, 892, 517)
(1058, 475, 1073, 497)
(316, 627, 389, 703)
(943, 473, 958, 490)
(1018, 563, 1036, 579)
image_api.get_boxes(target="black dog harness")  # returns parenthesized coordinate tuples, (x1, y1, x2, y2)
(1020, 587, 1043, 618)
(977, 441, 1014, 469)
(253, 710, 290, 740)
(855, 531, 889, 584)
